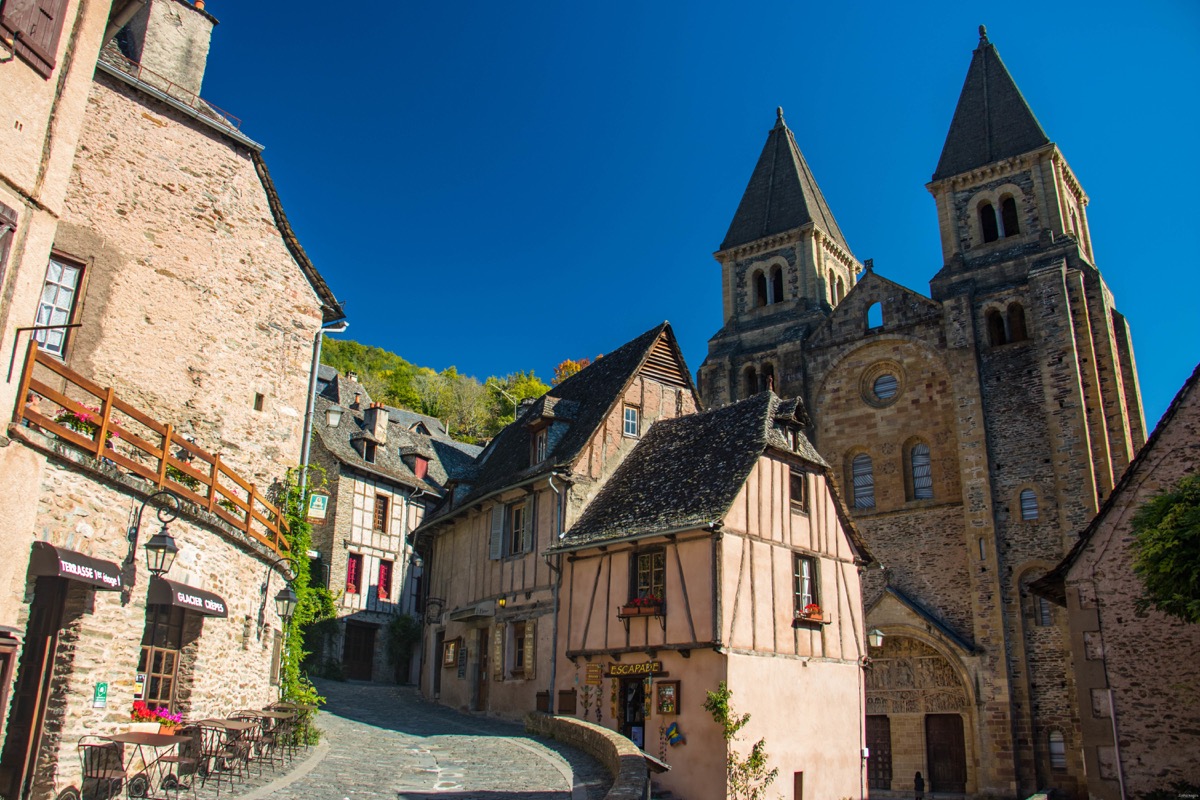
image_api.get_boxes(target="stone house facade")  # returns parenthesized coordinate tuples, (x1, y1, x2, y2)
(413, 324, 699, 716)
(1033, 363, 1200, 799)
(0, 2, 344, 798)
(306, 368, 479, 683)
(552, 391, 873, 800)
(698, 30, 1144, 799)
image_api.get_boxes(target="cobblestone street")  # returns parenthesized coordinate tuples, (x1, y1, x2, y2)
(227, 680, 611, 800)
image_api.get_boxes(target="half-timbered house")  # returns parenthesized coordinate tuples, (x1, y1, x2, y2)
(551, 391, 873, 800)
(414, 323, 699, 715)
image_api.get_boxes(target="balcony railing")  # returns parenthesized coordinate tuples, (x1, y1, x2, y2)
(13, 342, 289, 556)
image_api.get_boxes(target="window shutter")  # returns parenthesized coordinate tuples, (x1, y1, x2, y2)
(489, 505, 504, 560)
(2, 0, 66, 77)
(1020, 489, 1038, 520)
(522, 619, 535, 681)
(852, 454, 875, 509)
(911, 444, 933, 500)
(492, 624, 505, 681)
(522, 495, 535, 553)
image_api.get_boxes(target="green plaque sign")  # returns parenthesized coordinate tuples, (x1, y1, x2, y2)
(92, 682, 108, 709)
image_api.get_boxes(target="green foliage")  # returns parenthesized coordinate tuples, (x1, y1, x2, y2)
(1131, 473, 1200, 624)
(321, 337, 549, 445)
(385, 613, 424, 683)
(703, 681, 778, 800)
(276, 465, 337, 741)
(553, 357, 590, 385)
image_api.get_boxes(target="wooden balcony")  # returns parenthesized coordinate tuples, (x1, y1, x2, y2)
(12, 342, 290, 556)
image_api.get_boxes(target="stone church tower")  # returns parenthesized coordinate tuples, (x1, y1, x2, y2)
(699, 28, 1145, 799)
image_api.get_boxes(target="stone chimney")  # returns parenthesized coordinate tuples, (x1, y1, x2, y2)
(120, 0, 215, 97)
(363, 403, 388, 445)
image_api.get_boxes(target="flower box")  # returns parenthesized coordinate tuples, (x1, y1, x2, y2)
(619, 604, 663, 617)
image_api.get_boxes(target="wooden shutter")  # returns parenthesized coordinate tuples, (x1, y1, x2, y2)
(0, 202, 15, 285)
(491, 623, 505, 681)
(489, 505, 504, 560)
(1, 0, 67, 78)
(522, 619, 535, 681)
(521, 495, 535, 554)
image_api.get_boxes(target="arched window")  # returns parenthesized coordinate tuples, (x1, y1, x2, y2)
(771, 266, 784, 305)
(744, 367, 758, 398)
(762, 363, 776, 392)
(1048, 731, 1066, 770)
(753, 272, 768, 308)
(1037, 596, 1053, 627)
(986, 309, 1007, 346)
(1020, 488, 1038, 520)
(867, 301, 883, 329)
(979, 202, 999, 243)
(910, 443, 933, 500)
(851, 454, 875, 509)
(1001, 196, 1020, 237)
(1008, 303, 1028, 342)
(836, 276, 846, 303)
(828, 269, 836, 303)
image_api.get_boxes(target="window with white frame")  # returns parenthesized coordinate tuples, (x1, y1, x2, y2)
(623, 405, 640, 437)
(532, 427, 548, 463)
(34, 256, 83, 357)
(632, 550, 665, 603)
(794, 554, 818, 613)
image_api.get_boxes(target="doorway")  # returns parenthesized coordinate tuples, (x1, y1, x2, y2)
(618, 677, 647, 750)
(925, 713, 967, 793)
(866, 715, 893, 790)
(474, 627, 489, 711)
(342, 622, 377, 681)
(433, 631, 445, 696)
(0, 577, 68, 800)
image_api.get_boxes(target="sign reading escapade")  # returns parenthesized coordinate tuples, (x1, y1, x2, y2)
(606, 660, 663, 677)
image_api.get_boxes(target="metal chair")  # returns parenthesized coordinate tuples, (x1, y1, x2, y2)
(77, 736, 127, 800)
(195, 723, 240, 797)
(155, 725, 200, 800)
(230, 713, 267, 777)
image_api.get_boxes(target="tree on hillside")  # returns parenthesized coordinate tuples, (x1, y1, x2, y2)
(553, 357, 590, 385)
(1131, 473, 1200, 624)
(485, 371, 550, 436)
(411, 369, 449, 418)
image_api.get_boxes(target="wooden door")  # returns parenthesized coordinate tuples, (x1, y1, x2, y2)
(866, 715, 893, 790)
(342, 623, 377, 681)
(0, 578, 67, 800)
(925, 713, 967, 793)
(475, 628, 489, 711)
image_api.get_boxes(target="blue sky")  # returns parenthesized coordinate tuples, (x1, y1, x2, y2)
(200, 1, 1199, 428)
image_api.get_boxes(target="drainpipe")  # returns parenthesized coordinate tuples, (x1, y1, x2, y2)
(299, 320, 349, 495)
(546, 471, 565, 715)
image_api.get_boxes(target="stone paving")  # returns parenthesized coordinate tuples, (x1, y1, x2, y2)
(205, 679, 611, 800)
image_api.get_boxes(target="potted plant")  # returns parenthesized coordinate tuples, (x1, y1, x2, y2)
(153, 706, 184, 734)
(797, 603, 824, 622)
(129, 701, 165, 733)
(619, 594, 663, 616)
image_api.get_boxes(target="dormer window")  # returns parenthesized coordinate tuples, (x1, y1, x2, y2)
(623, 405, 640, 438)
(414, 456, 429, 479)
(410, 422, 431, 436)
(532, 428, 548, 463)
(364, 441, 377, 464)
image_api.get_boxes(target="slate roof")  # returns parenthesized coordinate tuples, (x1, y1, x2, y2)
(556, 392, 868, 559)
(312, 370, 481, 494)
(721, 108, 851, 253)
(422, 322, 693, 526)
(932, 29, 1050, 182)
(1032, 361, 1200, 605)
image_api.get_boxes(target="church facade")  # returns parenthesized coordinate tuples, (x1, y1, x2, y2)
(698, 29, 1144, 799)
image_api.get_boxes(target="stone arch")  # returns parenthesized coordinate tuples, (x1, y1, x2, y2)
(968, 183, 1026, 248)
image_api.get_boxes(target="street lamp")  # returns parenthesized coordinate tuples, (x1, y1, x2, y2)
(324, 404, 345, 428)
(131, 490, 181, 580)
(274, 584, 299, 622)
(868, 628, 885, 648)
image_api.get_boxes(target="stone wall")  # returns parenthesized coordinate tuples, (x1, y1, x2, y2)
(525, 712, 644, 800)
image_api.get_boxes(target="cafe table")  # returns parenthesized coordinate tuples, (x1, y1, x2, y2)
(101, 731, 192, 799)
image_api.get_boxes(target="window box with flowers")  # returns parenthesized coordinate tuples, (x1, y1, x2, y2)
(619, 594, 664, 617)
(794, 603, 830, 626)
(130, 700, 184, 734)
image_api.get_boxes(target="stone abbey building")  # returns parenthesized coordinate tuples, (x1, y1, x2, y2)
(698, 28, 1144, 799)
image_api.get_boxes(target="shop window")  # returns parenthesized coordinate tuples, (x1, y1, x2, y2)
(754, 271, 768, 308)
(378, 559, 393, 602)
(623, 405, 640, 438)
(979, 202, 999, 243)
(1020, 489, 1039, 520)
(33, 255, 83, 358)
(790, 469, 808, 512)
(632, 550, 665, 603)
(793, 554, 818, 612)
(910, 443, 933, 500)
(771, 266, 784, 304)
(346, 553, 363, 594)
(138, 604, 186, 711)
(1048, 731, 1067, 769)
(851, 453, 875, 509)
(1001, 196, 1020, 237)
(373, 494, 389, 533)
(503, 619, 536, 680)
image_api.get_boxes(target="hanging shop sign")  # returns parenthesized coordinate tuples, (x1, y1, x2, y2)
(585, 663, 603, 686)
(147, 576, 228, 617)
(307, 491, 330, 521)
(606, 660, 663, 677)
(29, 542, 121, 591)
